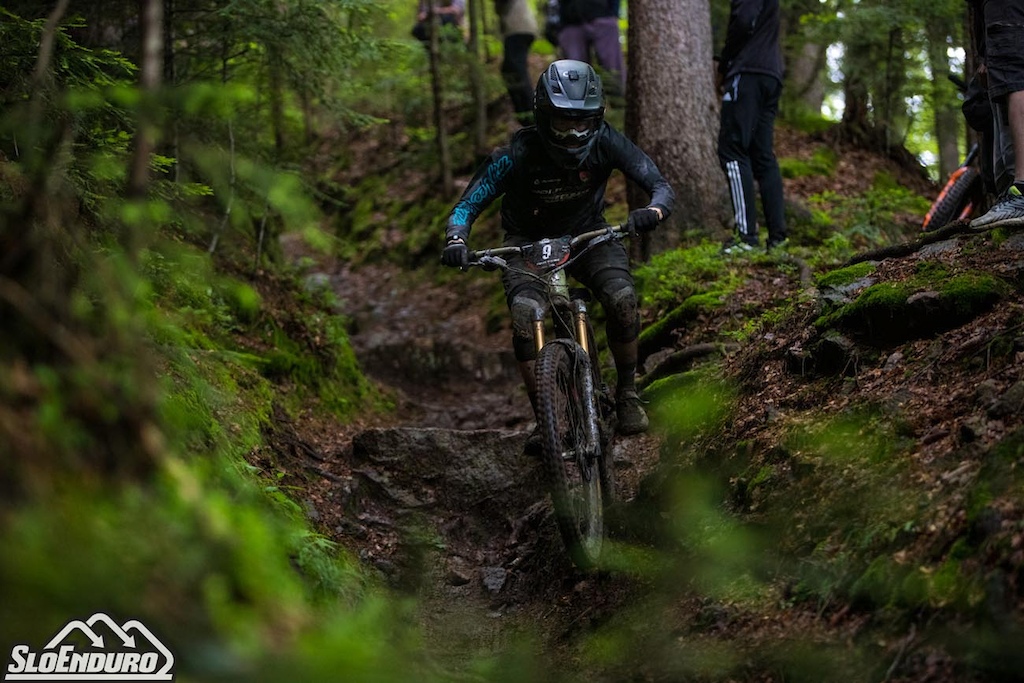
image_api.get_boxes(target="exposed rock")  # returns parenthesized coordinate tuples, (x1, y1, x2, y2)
(480, 566, 507, 593)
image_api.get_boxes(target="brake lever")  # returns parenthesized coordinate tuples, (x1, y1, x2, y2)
(473, 255, 507, 272)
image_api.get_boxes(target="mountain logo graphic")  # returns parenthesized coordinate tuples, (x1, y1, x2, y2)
(5, 613, 174, 681)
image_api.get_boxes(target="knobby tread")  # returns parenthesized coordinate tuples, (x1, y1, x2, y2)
(535, 341, 603, 570)
(923, 166, 981, 232)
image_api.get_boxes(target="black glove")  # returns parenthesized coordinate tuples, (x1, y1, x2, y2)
(441, 237, 469, 269)
(626, 207, 662, 234)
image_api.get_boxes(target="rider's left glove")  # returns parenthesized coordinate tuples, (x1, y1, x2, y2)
(626, 207, 662, 234)
(441, 236, 469, 269)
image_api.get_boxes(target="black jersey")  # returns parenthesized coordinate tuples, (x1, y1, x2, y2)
(446, 123, 674, 241)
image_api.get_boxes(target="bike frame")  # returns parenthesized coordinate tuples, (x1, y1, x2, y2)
(469, 225, 625, 460)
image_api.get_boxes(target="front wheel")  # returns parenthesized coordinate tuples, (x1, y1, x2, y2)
(535, 340, 604, 570)
(922, 165, 982, 232)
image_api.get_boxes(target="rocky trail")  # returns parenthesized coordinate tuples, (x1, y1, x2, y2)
(269, 244, 665, 670)
(260, 120, 1024, 680)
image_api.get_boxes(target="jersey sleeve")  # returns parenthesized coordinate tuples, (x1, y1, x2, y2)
(445, 147, 516, 241)
(604, 127, 675, 218)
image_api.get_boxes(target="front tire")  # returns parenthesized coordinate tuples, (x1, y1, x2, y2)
(922, 165, 981, 232)
(535, 341, 604, 570)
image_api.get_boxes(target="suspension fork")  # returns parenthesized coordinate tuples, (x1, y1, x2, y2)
(531, 303, 589, 353)
(573, 300, 590, 356)
(533, 316, 546, 355)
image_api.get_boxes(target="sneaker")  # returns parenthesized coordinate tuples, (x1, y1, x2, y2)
(970, 184, 1024, 229)
(721, 240, 756, 256)
(524, 424, 543, 456)
(616, 389, 649, 436)
(766, 237, 789, 252)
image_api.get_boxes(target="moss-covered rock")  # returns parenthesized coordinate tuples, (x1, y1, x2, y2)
(815, 270, 1009, 345)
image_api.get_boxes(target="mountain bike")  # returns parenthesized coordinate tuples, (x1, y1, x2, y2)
(921, 142, 982, 232)
(921, 74, 985, 232)
(467, 225, 623, 570)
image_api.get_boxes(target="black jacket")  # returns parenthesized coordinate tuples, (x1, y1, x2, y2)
(718, 0, 783, 82)
(446, 125, 674, 242)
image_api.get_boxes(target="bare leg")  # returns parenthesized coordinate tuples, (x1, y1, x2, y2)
(1009, 89, 1024, 184)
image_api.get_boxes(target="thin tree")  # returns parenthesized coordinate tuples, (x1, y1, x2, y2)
(127, 0, 162, 202)
(426, 0, 454, 194)
(781, 0, 831, 117)
(626, 0, 728, 257)
(467, 0, 488, 158)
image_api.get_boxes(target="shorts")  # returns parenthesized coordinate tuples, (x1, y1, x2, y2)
(500, 234, 632, 308)
(982, 0, 1024, 100)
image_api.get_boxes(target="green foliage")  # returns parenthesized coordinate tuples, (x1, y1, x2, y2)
(779, 146, 838, 179)
(781, 104, 837, 136)
(0, 7, 404, 680)
(646, 367, 735, 446)
(814, 261, 876, 288)
(0, 454, 441, 682)
(808, 172, 930, 249)
(761, 410, 923, 607)
(634, 241, 745, 314)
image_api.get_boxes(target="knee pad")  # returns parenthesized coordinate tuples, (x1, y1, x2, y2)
(510, 293, 546, 361)
(601, 278, 640, 343)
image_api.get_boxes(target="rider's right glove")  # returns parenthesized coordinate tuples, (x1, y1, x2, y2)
(441, 236, 469, 269)
(626, 207, 662, 234)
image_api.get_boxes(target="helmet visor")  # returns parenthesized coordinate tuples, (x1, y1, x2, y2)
(549, 113, 600, 147)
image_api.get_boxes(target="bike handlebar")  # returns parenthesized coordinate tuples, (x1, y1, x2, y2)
(467, 223, 628, 268)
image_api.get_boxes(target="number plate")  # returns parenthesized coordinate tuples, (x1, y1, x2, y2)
(523, 237, 571, 272)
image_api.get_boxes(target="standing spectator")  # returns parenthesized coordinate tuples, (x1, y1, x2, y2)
(496, 0, 539, 126)
(967, 0, 1024, 229)
(716, 0, 787, 253)
(556, 0, 625, 93)
(412, 0, 466, 44)
(541, 0, 562, 48)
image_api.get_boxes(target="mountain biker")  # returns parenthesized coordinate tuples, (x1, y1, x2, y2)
(440, 59, 675, 450)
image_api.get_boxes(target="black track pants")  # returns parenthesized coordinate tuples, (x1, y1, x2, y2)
(718, 72, 787, 246)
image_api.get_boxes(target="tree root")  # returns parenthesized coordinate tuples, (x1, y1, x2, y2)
(639, 342, 739, 390)
(842, 220, 990, 267)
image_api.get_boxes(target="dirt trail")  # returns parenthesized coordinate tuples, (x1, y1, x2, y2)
(271, 243, 636, 672)
(272, 241, 668, 676)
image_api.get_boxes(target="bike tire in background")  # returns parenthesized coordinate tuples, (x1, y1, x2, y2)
(922, 166, 982, 232)
(536, 341, 604, 570)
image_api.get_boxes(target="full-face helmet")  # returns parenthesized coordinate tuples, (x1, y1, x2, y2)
(533, 59, 605, 168)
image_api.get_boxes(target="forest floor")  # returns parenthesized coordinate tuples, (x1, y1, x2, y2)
(261, 103, 1024, 682)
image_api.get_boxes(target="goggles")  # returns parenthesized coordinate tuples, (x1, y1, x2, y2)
(549, 113, 600, 146)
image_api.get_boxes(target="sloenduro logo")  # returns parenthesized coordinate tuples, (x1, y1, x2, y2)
(5, 613, 174, 681)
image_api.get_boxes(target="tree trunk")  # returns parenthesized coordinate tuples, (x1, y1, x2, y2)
(926, 17, 961, 182)
(467, 0, 488, 159)
(268, 49, 285, 158)
(126, 0, 162, 214)
(626, 0, 728, 259)
(780, 0, 826, 117)
(427, 0, 454, 195)
(787, 41, 826, 115)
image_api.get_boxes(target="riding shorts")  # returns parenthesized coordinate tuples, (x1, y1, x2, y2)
(501, 234, 638, 361)
(981, 0, 1024, 100)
